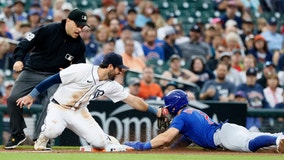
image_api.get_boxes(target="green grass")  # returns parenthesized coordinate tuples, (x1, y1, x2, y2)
(0, 152, 283, 160)
(0, 146, 283, 160)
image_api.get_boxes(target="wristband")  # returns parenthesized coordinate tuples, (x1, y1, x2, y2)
(144, 142, 152, 150)
(146, 105, 158, 115)
(29, 88, 40, 98)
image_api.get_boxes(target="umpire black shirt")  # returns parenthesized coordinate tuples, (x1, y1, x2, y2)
(13, 20, 86, 73)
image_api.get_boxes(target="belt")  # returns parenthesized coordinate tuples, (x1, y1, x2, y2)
(51, 98, 77, 111)
(51, 98, 60, 105)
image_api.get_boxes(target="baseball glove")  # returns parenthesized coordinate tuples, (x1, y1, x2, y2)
(157, 106, 172, 130)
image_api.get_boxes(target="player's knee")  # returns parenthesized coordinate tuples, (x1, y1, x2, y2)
(43, 129, 63, 138)
(88, 134, 107, 149)
(41, 123, 64, 138)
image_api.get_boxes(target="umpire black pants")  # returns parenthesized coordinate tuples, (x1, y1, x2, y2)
(7, 70, 58, 140)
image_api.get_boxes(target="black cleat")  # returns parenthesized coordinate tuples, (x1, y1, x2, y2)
(4, 133, 26, 149)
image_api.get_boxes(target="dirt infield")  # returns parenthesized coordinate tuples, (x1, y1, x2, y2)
(0, 145, 279, 155)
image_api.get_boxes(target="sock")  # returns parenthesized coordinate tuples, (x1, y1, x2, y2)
(248, 135, 277, 152)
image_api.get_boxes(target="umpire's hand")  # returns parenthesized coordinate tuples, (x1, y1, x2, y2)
(13, 61, 24, 72)
(16, 95, 34, 109)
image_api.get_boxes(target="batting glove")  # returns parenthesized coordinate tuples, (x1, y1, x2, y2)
(124, 141, 152, 151)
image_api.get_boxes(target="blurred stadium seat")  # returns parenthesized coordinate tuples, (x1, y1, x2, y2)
(146, 59, 168, 75)
(124, 70, 141, 86)
(70, 0, 100, 10)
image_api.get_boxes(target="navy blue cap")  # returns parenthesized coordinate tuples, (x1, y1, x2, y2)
(268, 17, 277, 25)
(127, 8, 137, 14)
(265, 61, 275, 67)
(246, 67, 258, 76)
(101, 52, 129, 69)
(190, 25, 201, 33)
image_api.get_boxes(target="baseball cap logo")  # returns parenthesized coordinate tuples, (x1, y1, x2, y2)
(82, 15, 87, 21)
(67, 9, 89, 27)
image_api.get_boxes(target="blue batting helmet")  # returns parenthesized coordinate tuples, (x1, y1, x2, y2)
(164, 89, 189, 115)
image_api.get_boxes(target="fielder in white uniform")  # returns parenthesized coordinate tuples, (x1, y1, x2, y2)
(17, 53, 161, 151)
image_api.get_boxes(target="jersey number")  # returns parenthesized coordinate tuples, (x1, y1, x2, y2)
(184, 108, 214, 124)
(25, 32, 35, 41)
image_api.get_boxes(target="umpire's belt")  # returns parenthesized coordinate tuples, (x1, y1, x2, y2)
(51, 98, 77, 111)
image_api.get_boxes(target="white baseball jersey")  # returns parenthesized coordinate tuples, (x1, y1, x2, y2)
(41, 64, 129, 149)
(53, 64, 129, 108)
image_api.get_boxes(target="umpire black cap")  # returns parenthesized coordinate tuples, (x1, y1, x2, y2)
(68, 9, 89, 27)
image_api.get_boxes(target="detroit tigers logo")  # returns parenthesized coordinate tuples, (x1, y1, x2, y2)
(94, 89, 105, 98)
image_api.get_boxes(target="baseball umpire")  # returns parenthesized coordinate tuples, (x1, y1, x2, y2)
(5, 9, 87, 149)
(125, 89, 284, 153)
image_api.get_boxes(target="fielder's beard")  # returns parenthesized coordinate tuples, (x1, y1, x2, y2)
(108, 71, 116, 81)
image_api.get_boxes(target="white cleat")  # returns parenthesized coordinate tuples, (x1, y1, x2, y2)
(107, 135, 121, 145)
(276, 135, 284, 153)
(34, 134, 51, 151)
